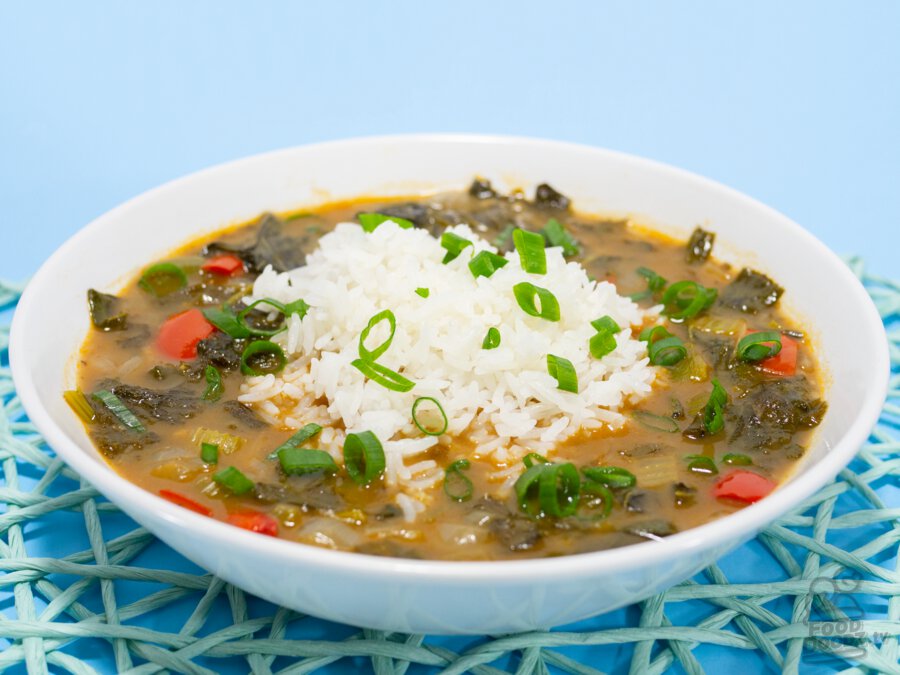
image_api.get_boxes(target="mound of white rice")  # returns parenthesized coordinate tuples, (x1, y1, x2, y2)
(238, 220, 657, 520)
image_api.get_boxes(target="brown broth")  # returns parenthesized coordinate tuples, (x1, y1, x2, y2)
(73, 183, 827, 560)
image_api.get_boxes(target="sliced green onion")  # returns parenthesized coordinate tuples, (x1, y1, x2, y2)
(482, 327, 501, 350)
(662, 280, 718, 321)
(138, 262, 187, 298)
(411, 397, 448, 436)
(513, 282, 560, 321)
(538, 462, 580, 517)
(589, 331, 617, 359)
(283, 299, 311, 318)
(640, 325, 688, 366)
(202, 307, 252, 339)
(358, 309, 397, 362)
(702, 378, 728, 435)
(213, 466, 254, 495)
(514, 464, 547, 517)
(358, 212, 414, 232)
(630, 410, 679, 433)
(240, 340, 287, 376)
(440, 232, 473, 264)
(343, 431, 386, 485)
(91, 390, 145, 432)
(546, 354, 578, 393)
(351, 358, 415, 392)
(415, 287, 430, 298)
(64, 390, 95, 424)
(723, 453, 753, 466)
(266, 423, 323, 459)
(630, 267, 667, 300)
(237, 298, 304, 338)
(582, 466, 637, 490)
(686, 454, 718, 475)
(580, 479, 614, 519)
(202, 365, 224, 402)
(737, 331, 782, 361)
(591, 316, 621, 334)
(201, 442, 219, 464)
(513, 228, 547, 274)
(523, 452, 549, 468)
(468, 250, 509, 278)
(542, 218, 579, 256)
(278, 447, 338, 475)
(443, 459, 473, 502)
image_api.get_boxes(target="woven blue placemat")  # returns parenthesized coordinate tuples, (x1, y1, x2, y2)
(1, 258, 898, 675)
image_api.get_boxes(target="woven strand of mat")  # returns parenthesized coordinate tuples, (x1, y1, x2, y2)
(1, 260, 899, 675)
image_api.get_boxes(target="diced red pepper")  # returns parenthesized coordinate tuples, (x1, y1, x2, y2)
(156, 308, 216, 360)
(746, 330, 798, 377)
(159, 489, 213, 517)
(713, 470, 776, 503)
(227, 510, 279, 537)
(201, 254, 244, 277)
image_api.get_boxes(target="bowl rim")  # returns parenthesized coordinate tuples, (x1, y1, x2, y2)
(9, 132, 891, 582)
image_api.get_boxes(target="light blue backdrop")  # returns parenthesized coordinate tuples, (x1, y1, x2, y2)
(1, 2, 898, 673)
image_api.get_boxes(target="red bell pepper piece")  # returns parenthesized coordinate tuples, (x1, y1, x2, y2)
(713, 470, 776, 503)
(159, 489, 213, 517)
(227, 510, 279, 537)
(201, 254, 244, 277)
(156, 308, 216, 360)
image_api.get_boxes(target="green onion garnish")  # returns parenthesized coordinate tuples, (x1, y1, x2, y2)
(662, 280, 718, 321)
(468, 250, 509, 278)
(411, 396, 448, 436)
(589, 315, 622, 359)
(343, 430, 386, 485)
(523, 452, 549, 468)
(640, 325, 688, 366)
(513, 228, 547, 274)
(630, 410, 679, 433)
(546, 354, 578, 393)
(542, 218, 579, 256)
(213, 466, 254, 495)
(514, 464, 548, 517)
(201, 442, 219, 464)
(358, 213, 414, 232)
(443, 459, 474, 502)
(702, 378, 728, 435)
(440, 232, 473, 263)
(723, 453, 753, 466)
(351, 358, 415, 392)
(580, 479, 614, 518)
(482, 327, 501, 350)
(138, 262, 187, 298)
(591, 316, 621, 334)
(736, 331, 783, 361)
(266, 423, 323, 459)
(237, 298, 310, 337)
(278, 447, 338, 475)
(630, 267, 667, 300)
(358, 309, 397, 362)
(415, 287, 430, 298)
(202, 307, 252, 339)
(91, 390, 145, 432)
(64, 390, 95, 424)
(240, 340, 287, 376)
(538, 462, 580, 517)
(581, 466, 637, 490)
(686, 455, 718, 475)
(202, 365, 223, 402)
(513, 282, 560, 321)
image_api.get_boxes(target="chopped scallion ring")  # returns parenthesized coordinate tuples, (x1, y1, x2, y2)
(201, 442, 219, 464)
(266, 423, 324, 459)
(213, 466, 255, 495)
(358, 213, 414, 232)
(443, 459, 473, 502)
(523, 452, 549, 468)
(546, 354, 578, 393)
(640, 325, 688, 366)
(589, 331, 617, 359)
(411, 396, 449, 436)
(542, 218, 579, 256)
(468, 250, 508, 278)
(482, 327, 501, 350)
(736, 331, 783, 361)
(581, 466, 636, 490)
(513, 228, 547, 274)
(514, 464, 547, 517)
(661, 280, 718, 321)
(358, 309, 397, 362)
(91, 390, 145, 432)
(702, 378, 728, 435)
(351, 358, 415, 392)
(591, 315, 621, 334)
(686, 454, 718, 475)
(538, 462, 580, 517)
(138, 262, 187, 298)
(202, 307, 252, 339)
(630, 267, 667, 300)
(343, 431, 386, 485)
(240, 340, 287, 376)
(513, 282, 560, 321)
(415, 287, 430, 298)
(723, 453, 753, 466)
(202, 365, 223, 401)
(579, 479, 614, 519)
(237, 297, 309, 338)
(440, 232, 473, 264)
(278, 447, 338, 475)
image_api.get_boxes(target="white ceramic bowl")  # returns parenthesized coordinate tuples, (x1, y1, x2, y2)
(10, 135, 889, 634)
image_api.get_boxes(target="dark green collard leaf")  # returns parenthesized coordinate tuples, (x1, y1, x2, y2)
(87, 289, 127, 331)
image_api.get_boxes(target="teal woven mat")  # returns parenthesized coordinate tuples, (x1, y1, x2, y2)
(1, 258, 898, 675)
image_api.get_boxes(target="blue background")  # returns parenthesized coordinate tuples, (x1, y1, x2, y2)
(1, 2, 898, 673)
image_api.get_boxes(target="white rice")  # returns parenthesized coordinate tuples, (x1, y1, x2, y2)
(238, 220, 657, 520)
